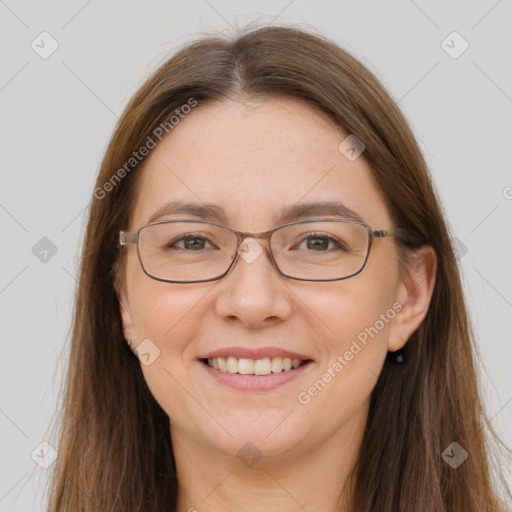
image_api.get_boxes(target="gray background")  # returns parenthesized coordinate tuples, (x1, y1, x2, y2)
(1, 1, 511, 510)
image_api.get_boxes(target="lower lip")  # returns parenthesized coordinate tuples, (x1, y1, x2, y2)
(199, 360, 314, 391)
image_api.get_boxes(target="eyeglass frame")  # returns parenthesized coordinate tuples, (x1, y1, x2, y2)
(118, 218, 409, 283)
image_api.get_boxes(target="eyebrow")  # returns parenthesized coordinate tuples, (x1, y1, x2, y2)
(146, 199, 364, 225)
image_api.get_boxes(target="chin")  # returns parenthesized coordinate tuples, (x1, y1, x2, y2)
(199, 414, 307, 458)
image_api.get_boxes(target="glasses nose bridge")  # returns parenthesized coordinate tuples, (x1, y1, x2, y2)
(229, 227, 277, 273)
(233, 228, 275, 260)
(234, 227, 274, 246)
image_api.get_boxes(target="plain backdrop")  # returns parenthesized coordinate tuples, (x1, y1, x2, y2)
(1, 1, 511, 510)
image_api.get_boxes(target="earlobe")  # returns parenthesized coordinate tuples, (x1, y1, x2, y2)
(388, 245, 437, 352)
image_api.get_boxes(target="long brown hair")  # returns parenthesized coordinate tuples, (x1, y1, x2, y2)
(47, 25, 511, 511)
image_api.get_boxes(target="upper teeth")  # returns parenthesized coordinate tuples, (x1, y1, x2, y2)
(207, 356, 303, 375)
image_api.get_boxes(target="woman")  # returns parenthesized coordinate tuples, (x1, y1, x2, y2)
(47, 25, 510, 511)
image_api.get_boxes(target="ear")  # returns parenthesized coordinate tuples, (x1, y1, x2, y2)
(388, 245, 437, 351)
(115, 278, 137, 348)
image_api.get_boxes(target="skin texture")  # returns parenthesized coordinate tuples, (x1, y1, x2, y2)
(119, 97, 437, 511)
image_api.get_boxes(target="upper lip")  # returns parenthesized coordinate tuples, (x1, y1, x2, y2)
(199, 347, 313, 361)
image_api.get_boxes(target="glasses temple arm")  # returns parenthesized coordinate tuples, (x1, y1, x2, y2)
(372, 228, 410, 239)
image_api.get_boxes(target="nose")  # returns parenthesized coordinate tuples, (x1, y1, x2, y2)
(215, 237, 293, 328)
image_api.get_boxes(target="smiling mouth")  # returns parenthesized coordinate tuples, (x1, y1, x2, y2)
(201, 356, 311, 375)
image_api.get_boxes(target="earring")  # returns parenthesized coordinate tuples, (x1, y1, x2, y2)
(389, 349, 405, 364)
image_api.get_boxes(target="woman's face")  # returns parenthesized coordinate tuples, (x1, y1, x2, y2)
(119, 97, 411, 462)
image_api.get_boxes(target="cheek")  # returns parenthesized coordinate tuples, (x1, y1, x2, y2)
(126, 274, 219, 422)
(304, 271, 398, 353)
(296, 255, 399, 393)
(294, 286, 394, 419)
(127, 259, 216, 357)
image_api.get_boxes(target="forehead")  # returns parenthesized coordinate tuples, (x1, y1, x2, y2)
(131, 97, 391, 230)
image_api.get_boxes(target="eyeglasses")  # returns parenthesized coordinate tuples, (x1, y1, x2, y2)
(118, 219, 407, 283)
